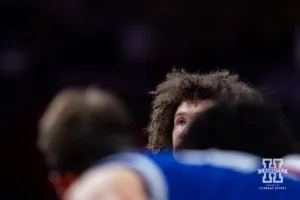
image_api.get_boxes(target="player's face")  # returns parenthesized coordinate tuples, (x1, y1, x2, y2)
(172, 100, 213, 148)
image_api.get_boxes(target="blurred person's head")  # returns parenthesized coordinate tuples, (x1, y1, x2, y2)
(147, 69, 263, 150)
(177, 102, 296, 158)
(37, 87, 135, 198)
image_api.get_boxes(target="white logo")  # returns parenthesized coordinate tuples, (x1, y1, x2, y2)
(258, 158, 288, 183)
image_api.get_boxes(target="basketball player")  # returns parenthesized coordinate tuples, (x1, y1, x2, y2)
(64, 103, 299, 200)
(37, 87, 136, 198)
(147, 69, 263, 150)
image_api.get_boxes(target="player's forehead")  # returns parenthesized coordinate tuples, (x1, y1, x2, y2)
(175, 100, 213, 117)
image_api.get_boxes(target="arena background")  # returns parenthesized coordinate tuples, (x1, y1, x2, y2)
(1, 0, 300, 199)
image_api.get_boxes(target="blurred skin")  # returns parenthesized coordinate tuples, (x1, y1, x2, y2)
(49, 171, 78, 198)
(64, 166, 148, 200)
(173, 100, 213, 148)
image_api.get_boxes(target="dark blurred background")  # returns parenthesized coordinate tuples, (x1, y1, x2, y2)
(1, 0, 300, 199)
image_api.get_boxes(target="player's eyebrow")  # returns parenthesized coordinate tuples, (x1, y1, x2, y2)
(175, 112, 187, 118)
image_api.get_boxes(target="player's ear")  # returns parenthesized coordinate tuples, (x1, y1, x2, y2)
(49, 171, 78, 198)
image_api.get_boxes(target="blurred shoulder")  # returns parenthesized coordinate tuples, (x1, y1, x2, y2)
(283, 154, 300, 177)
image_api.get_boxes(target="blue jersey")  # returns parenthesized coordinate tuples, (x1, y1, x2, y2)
(100, 149, 300, 200)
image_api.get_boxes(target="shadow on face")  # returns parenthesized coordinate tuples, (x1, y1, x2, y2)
(172, 100, 213, 148)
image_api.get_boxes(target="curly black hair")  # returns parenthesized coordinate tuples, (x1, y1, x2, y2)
(147, 69, 263, 150)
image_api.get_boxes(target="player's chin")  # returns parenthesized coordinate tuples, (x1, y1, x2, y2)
(173, 139, 183, 150)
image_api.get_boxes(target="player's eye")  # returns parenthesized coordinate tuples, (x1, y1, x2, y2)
(176, 118, 187, 125)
